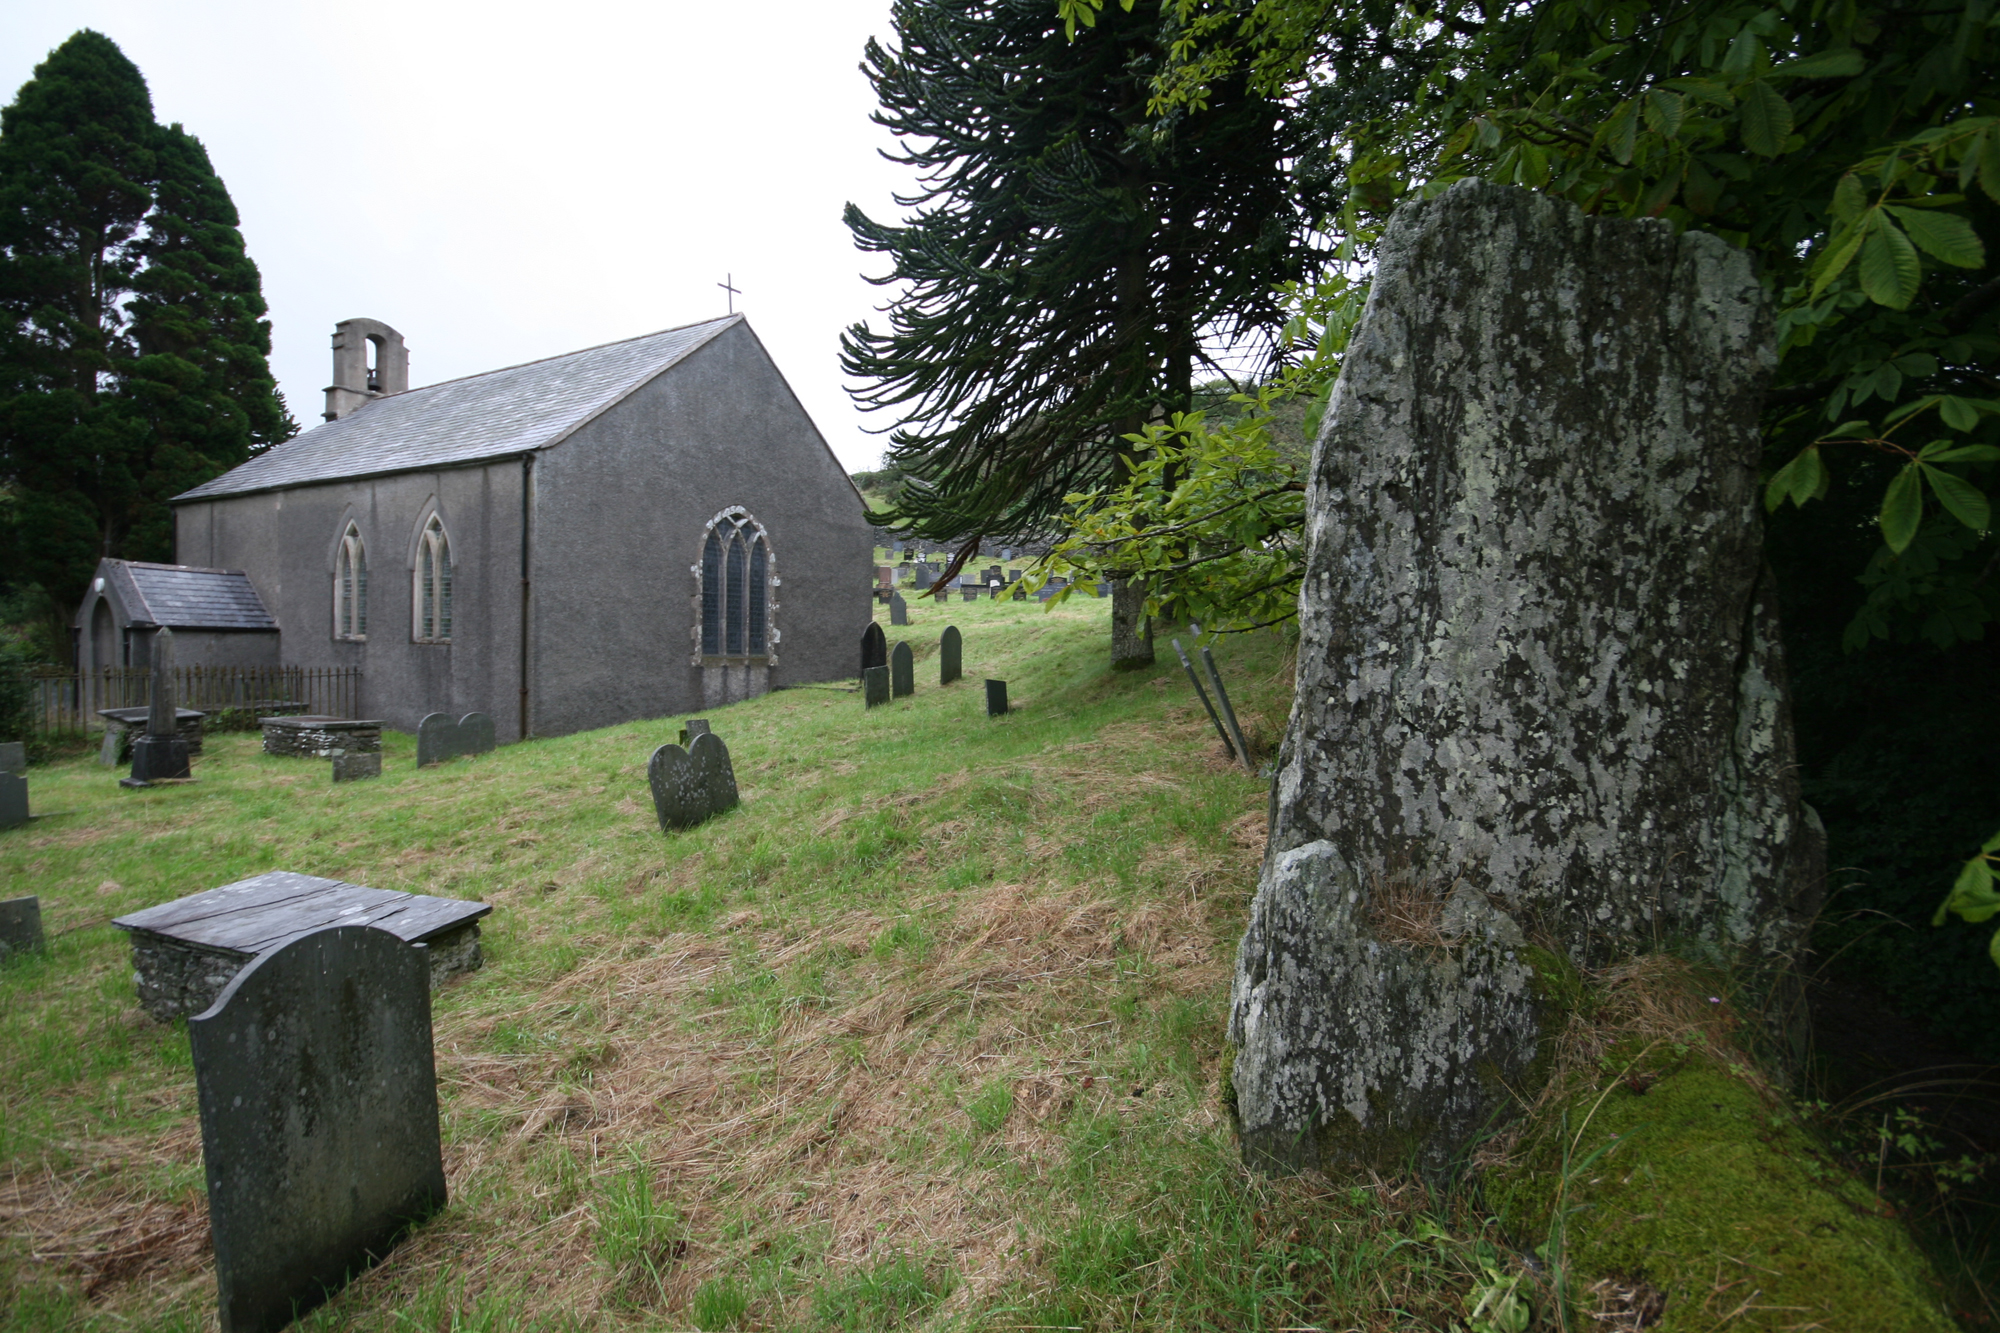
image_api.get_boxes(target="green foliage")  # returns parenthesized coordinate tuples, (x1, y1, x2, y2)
(0, 31, 293, 614)
(842, 0, 1329, 562)
(1054, 0, 2000, 964)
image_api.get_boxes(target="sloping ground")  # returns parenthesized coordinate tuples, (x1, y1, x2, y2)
(0, 594, 1965, 1330)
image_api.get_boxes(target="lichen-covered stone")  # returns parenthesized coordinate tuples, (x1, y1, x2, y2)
(1229, 180, 1824, 1175)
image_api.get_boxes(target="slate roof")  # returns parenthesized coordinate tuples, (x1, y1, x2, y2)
(174, 315, 742, 502)
(102, 560, 278, 630)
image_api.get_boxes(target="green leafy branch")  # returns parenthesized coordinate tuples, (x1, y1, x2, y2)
(1766, 400, 2000, 554)
(1932, 830, 2000, 966)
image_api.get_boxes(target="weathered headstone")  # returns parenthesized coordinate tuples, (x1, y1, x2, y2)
(0, 742, 23, 776)
(985, 679, 1008, 716)
(860, 622, 887, 677)
(191, 924, 447, 1333)
(890, 641, 914, 697)
(961, 587, 978, 602)
(1228, 180, 1821, 1177)
(124, 628, 192, 786)
(646, 731, 739, 830)
(863, 664, 890, 708)
(0, 896, 44, 959)
(0, 771, 26, 829)
(678, 718, 712, 747)
(940, 626, 962, 685)
(416, 712, 496, 767)
(890, 592, 909, 626)
(331, 752, 381, 782)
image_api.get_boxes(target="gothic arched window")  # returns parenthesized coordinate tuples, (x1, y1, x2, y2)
(700, 514, 771, 659)
(414, 514, 452, 643)
(334, 523, 367, 639)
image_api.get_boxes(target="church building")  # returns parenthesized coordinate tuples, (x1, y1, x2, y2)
(164, 314, 872, 740)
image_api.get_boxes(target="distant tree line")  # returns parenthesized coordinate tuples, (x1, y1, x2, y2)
(0, 29, 292, 658)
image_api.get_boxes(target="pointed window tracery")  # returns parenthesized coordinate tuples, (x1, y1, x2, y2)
(334, 523, 368, 639)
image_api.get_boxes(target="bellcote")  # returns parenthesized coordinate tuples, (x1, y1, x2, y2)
(324, 318, 409, 421)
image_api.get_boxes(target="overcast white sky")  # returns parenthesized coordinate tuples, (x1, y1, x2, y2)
(1, 0, 916, 473)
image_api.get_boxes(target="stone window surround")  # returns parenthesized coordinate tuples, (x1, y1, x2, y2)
(332, 521, 368, 641)
(690, 505, 780, 669)
(412, 509, 453, 645)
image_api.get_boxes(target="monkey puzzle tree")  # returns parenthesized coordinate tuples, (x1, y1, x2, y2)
(840, 0, 1326, 665)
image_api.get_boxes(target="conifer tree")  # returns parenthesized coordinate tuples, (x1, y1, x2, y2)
(0, 30, 291, 632)
(840, 0, 1324, 664)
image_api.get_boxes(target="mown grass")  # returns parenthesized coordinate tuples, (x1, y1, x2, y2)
(0, 593, 1518, 1331)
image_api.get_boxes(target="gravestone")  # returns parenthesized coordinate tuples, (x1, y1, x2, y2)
(0, 771, 26, 829)
(863, 665, 890, 708)
(331, 752, 381, 782)
(1096, 581, 1112, 597)
(891, 642, 914, 697)
(961, 588, 977, 602)
(416, 712, 496, 767)
(647, 732, 739, 831)
(262, 717, 382, 759)
(890, 592, 909, 626)
(1228, 180, 1821, 1177)
(860, 622, 887, 677)
(940, 626, 962, 685)
(678, 718, 711, 747)
(99, 708, 205, 766)
(985, 679, 1008, 716)
(0, 742, 23, 775)
(124, 628, 192, 786)
(191, 924, 446, 1333)
(0, 896, 44, 959)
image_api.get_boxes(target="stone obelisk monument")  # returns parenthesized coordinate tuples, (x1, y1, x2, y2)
(123, 628, 192, 786)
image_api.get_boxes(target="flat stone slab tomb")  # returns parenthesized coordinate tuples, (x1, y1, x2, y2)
(261, 716, 383, 759)
(112, 871, 491, 1022)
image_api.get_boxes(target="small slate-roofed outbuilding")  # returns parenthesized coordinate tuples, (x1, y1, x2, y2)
(75, 560, 279, 671)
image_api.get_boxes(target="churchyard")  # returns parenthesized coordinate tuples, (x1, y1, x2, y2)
(0, 593, 1526, 1331)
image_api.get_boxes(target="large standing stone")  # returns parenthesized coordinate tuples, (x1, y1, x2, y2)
(940, 626, 962, 685)
(1228, 181, 1822, 1175)
(891, 642, 914, 697)
(191, 924, 446, 1333)
(647, 732, 739, 830)
(0, 771, 26, 829)
(416, 712, 497, 767)
(0, 896, 44, 959)
(860, 622, 887, 678)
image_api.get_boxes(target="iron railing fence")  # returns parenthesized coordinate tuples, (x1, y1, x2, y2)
(18, 666, 362, 735)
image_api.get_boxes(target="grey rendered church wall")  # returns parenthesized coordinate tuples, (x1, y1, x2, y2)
(174, 463, 525, 740)
(528, 321, 872, 737)
(161, 629, 281, 670)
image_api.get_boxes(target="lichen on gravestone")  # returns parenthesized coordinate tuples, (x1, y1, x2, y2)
(1228, 180, 1824, 1176)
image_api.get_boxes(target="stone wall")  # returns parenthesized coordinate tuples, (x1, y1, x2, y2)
(130, 923, 483, 1022)
(261, 719, 382, 758)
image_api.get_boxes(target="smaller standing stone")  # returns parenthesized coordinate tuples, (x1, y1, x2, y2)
(647, 732, 739, 831)
(864, 665, 890, 708)
(0, 742, 23, 775)
(940, 626, 962, 685)
(679, 718, 712, 746)
(416, 712, 497, 767)
(0, 771, 26, 829)
(860, 622, 887, 677)
(192, 924, 446, 1333)
(0, 896, 44, 959)
(331, 752, 382, 782)
(125, 628, 191, 786)
(890, 592, 909, 626)
(985, 679, 1009, 716)
(891, 642, 914, 697)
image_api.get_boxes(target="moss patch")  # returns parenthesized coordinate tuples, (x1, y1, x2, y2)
(1488, 1024, 1955, 1330)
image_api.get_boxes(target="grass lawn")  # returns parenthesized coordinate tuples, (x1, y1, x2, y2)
(1, 593, 1513, 1331)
